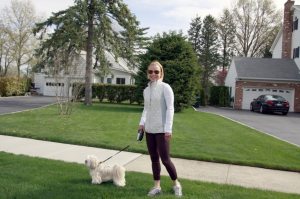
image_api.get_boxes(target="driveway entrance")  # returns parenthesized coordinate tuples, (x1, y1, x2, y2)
(197, 106, 300, 147)
(0, 96, 56, 115)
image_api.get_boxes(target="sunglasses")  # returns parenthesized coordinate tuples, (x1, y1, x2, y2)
(148, 70, 160, 74)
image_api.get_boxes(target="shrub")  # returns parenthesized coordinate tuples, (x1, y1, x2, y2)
(75, 83, 138, 104)
(209, 86, 230, 107)
(0, 77, 29, 97)
(136, 32, 199, 112)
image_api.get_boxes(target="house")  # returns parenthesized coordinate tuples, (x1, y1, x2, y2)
(225, 0, 300, 112)
(33, 51, 137, 97)
(225, 57, 300, 112)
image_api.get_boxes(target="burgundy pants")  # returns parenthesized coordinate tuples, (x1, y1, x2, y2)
(146, 132, 178, 181)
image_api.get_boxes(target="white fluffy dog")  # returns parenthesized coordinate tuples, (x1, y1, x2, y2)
(84, 155, 126, 187)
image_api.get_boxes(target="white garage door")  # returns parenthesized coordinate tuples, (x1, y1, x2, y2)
(44, 82, 68, 97)
(242, 88, 294, 112)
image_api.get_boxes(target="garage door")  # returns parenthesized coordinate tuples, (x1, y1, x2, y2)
(44, 82, 68, 97)
(242, 88, 294, 112)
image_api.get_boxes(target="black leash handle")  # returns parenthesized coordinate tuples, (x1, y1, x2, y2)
(100, 145, 130, 164)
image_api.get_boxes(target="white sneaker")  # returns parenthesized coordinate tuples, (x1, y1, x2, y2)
(147, 187, 162, 197)
(173, 184, 182, 197)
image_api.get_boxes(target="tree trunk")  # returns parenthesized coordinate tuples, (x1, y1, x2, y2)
(84, 0, 95, 106)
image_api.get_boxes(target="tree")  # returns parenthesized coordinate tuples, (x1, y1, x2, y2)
(218, 9, 236, 71)
(135, 32, 199, 112)
(0, 0, 39, 78)
(214, 69, 228, 86)
(188, 16, 202, 55)
(34, 0, 148, 105)
(198, 15, 220, 105)
(0, 28, 14, 76)
(231, 0, 282, 57)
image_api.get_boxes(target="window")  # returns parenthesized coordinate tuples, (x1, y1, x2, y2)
(107, 78, 112, 84)
(293, 17, 298, 31)
(293, 47, 300, 58)
(116, 78, 125, 85)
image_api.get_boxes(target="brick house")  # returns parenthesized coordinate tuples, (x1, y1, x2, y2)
(225, 0, 300, 112)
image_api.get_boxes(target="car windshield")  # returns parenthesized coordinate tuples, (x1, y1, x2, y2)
(266, 95, 286, 101)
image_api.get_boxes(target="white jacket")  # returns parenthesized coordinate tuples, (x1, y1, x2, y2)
(139, 80, 174, 134)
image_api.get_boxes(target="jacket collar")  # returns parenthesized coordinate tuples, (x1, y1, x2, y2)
(148, 79, 162, 87)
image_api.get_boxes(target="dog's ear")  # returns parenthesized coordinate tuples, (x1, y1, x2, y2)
(88, 155, 99, 169)
(90, 159, 97, 169)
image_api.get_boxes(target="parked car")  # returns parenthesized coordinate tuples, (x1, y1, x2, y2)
(250, 94, 289, 115)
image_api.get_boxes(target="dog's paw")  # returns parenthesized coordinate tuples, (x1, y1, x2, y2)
(114, 180, 126, 187)
(92, 179, 101, 184)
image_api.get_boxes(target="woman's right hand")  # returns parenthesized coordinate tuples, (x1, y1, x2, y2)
(138, 125, 144, 132)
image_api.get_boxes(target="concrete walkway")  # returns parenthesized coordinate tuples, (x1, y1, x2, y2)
(1, 135, 299, 195)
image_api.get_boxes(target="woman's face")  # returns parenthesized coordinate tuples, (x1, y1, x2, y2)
(147, 64, 161, 82)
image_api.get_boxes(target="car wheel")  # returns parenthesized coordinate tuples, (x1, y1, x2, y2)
(282, 111, 288, 115)
(250, 104, 254, 111)
(259, 105, 265, 114)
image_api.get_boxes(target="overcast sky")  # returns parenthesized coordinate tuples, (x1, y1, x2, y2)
(0, 0, 295, 36)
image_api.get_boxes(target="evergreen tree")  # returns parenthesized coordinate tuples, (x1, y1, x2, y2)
(198, 15, 220, 105)
(218, 9, 236, 71)
(188, 16, 202, 55)
(135, 32, 199, 112)
(34, 0, 148, 105)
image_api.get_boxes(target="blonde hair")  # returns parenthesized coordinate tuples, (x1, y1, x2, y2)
(147, 60, 164, 80)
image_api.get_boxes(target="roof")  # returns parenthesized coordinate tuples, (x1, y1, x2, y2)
(233, 57, 300, 81)
(292, 5, 300, 11)
(80, 51, 137, 75)
(104, 51, 137, 74)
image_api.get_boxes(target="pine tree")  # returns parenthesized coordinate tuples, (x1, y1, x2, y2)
(34, 0, 148, 105)
(218, 9, 236, 71)
(188, 16, 202, 55)
(198, 15, 220, 105)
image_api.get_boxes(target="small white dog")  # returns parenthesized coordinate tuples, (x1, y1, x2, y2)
(84, 155, 126, 187)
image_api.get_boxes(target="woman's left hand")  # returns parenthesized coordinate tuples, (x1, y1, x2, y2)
(165, 132, 172, 141)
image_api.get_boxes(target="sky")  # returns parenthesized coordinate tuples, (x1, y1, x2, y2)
(0, 0, 296, 37)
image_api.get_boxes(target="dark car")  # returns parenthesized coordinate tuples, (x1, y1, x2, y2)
(250, 94, 290, 115)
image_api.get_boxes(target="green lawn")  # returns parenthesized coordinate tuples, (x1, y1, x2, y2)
(0, 102, 300, 172)
(0, 152, 299, 199)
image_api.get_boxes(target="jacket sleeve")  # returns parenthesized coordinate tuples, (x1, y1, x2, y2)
(139, 89, 147, 126)
(163, 84, 174, 133)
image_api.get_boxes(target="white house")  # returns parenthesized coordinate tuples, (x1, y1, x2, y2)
(225, 0, 300, 112)
(33, 51, 137, 97)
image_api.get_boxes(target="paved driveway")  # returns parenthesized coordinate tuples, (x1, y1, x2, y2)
(197, 106, 300, 147)
(0, 96, 57, 115)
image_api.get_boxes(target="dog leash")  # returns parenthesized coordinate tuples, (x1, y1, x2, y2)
(100, 145, 130, 164)
(98, 130, 144, 164)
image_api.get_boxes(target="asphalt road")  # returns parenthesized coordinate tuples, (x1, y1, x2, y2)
(197, 106, 300, 147)
(0, 96, 57, 115)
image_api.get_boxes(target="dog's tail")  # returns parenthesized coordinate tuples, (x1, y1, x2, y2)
(113, 165, 126, 187)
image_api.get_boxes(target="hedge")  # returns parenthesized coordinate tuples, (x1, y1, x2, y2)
(77, 83, 139, 104)
(209, 86, 230, 107)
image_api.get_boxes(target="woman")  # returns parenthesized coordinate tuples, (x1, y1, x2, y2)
(138, 60, 182, 197)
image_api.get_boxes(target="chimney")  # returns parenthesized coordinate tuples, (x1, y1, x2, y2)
(282, 0, 295, 59)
